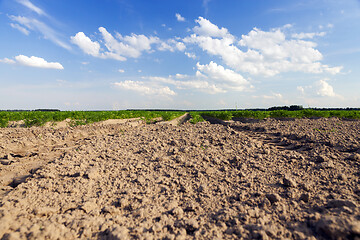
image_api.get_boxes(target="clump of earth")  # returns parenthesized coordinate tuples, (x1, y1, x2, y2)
(0, 117, 359, 239)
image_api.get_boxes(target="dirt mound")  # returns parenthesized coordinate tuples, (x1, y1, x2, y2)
(0, 118, 359, 239)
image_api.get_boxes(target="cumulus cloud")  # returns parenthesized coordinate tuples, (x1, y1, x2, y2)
(114, 80, 176, 96)
(71, 27, 159, 61)
(9, 15, 71, 50)
(193, 17, 232, 38)
(184, 17, 342, 77)
(175, 13, 185, 22)
(145, 61, 252, 94)
(72, 27, 187, 61)
(118, 69, 125, 73)
(297, 79, 339, 98)
(316, 79, 336, 97)
(15, 55, 64, 69)
(70, 32, 101, 57)
(196, 61, 249, 89)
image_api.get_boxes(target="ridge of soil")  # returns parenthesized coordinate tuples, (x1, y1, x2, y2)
(0, 118, 360, 239)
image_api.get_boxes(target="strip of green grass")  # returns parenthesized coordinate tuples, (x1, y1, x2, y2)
(189, 112, 205, 124)
(0, 111, 185, 128)
(195, 109, 360, 122)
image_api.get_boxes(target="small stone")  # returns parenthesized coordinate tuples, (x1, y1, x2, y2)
(108, 226, 129, 240)
(185, 218, 199, 232)
(81, 200, 98, 213)
(171, 207, 184, 218)
(321, 160, 334, 168)
(299, 193, 310, 203)
(87, 168, 100, 180)
(337, 174, 347, 181)
(266, 193, 282, 204)
(152, 222, 162, 232)
(283, 175, 297, 188)
(316, 155, 328, 163)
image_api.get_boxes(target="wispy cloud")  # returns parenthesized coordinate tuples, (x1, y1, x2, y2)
(16, 0, 46, 16)
(202, 0, 211, 15)
(10, 23, 30, 35)
(0, 58, 16, 64)
(114, 80, 176, 96)
(9, 15, 71, 50)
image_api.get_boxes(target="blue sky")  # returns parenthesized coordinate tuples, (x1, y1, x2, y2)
(1, 0, 360, 110)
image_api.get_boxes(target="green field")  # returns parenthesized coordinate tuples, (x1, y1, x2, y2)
(0, 111, 185, 128)
(1, 109, 360, 128)
(193, 109, 360, 122)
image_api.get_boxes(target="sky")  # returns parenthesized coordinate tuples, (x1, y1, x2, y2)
(1, 0, 360, 110)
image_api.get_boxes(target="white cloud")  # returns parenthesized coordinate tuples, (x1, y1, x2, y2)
(263, 92, 283, 99)
(72, 27, 189, 60)
(16, 0, 46, 16)
(176, 13, 185, 22)
(158, 39, 186, 52)
(185, 52, 196, 59)
(102, 27, 159, 58)
(202, 0, 211, 15)
(118, 69, 125, 73)
(193, 16, 231, 38)
(15, 55, 64, 69)
(196, 61, 249, 88)
(0, 58, 16, 64)
(9, 15, 71, 50)
(71, 27, 160, 61)
(184, 17, 342, 77)
(70, 32, 101, 57)
(10, 23, 30, 35)
(291, 32, 326, 39)
(298, 79, 340, 98)
(297, 86, 305, 94)
(114, 80, 176, 96)
(145, 61, 252, 94)
(316, 79, 336, 97)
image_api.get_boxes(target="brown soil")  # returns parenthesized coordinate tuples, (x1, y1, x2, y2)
(0, 118, 359, 239)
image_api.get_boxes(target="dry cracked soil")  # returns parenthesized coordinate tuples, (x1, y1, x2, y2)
(0, 117, 360, 240)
